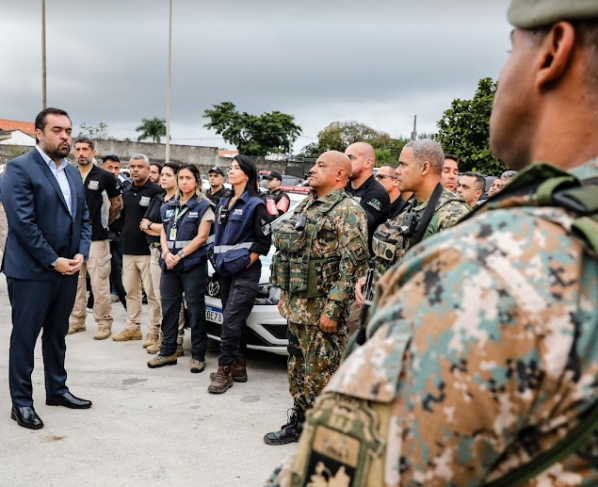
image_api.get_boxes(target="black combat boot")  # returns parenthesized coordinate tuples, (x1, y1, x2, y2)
(263, 406, 306, 445)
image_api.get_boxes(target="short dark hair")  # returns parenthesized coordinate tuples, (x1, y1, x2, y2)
(379, 164, 397, 171)
(150, 162, 163, 173)
(463, 171, 486, 192)
(34, 107, 70, 143)
(444, 153, 459, 164)
(75, 137, 94, 150)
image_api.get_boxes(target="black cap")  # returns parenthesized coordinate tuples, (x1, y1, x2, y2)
(208, 166, 226, 177)
(102, 154, 120, 163)
(263, 170, 283, 181)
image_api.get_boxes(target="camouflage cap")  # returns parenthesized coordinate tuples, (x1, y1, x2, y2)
(508, 0, 598, 28)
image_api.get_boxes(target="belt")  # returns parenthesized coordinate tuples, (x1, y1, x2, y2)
(151, 242, 161, 248)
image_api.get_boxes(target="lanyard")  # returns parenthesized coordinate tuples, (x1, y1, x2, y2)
(172, 206, 190, 230)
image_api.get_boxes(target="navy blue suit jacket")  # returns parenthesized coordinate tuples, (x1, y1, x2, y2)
(1, 148, 91, 281)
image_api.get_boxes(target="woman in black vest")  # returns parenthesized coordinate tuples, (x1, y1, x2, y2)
(208, 155, 271, 394)
(147, 164, 214, 373)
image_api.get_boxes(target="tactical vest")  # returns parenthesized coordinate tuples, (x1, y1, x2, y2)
(338, 163, 598, 487)
(212, 191, 264, 277)
(371, 186, 462, 280)
(270, 191, 346, 298)
(161, 195, 213, 272)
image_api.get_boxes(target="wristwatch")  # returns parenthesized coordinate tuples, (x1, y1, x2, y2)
(47, 259, 58, 270)
(177, 250, 185, 259)
(148, 222, 153, 230)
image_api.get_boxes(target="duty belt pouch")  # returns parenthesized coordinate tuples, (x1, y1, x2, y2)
(373, 237, 398, 262)
(270, 253, 290, 291)
(289, 256, 308, 294)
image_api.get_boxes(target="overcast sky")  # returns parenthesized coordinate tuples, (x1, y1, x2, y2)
(0, 0, 513, 152)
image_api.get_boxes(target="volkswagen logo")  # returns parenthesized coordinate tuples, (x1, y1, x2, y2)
(207, 279, 220, 297)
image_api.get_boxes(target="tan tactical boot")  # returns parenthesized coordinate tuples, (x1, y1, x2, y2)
(190, 359, 205, 373)
(210, 354, 247, 382)
(93, 328, 111, 340)
(207, 365, 234, 394)
(146, 338, 162, 354)
(68, 323, 86, 335)
(175, 344, 184, 357)
(112, 329, 142, 341)
(142, 333, 159, 348)
(147, 353, 177, 369)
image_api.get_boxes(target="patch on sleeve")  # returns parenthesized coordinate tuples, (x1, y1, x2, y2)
(367, 198, 381, 211)
(292, 394, 384, 487)
(346, 236, 368, 265)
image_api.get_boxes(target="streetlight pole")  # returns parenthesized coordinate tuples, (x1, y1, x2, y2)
(42, 0, 47, 109)
(165, 0, 172, 162)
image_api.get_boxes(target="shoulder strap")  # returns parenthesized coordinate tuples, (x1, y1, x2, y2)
(411, 183, 444, 246)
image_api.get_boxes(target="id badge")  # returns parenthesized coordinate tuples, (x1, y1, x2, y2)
(170, 228, 177, 241)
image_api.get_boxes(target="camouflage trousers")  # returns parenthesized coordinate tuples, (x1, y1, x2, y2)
(287, 321, 347, 411)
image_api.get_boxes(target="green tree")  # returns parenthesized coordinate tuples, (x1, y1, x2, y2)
(301, 121, 411, 166)
(436, 77, 507, 176)
(136, 117, 167, 144)
(203, 102, 302, 157)
(78, 122, 109, 140)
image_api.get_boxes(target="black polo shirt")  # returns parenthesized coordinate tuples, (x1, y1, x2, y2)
(81, 165, 122, 241)
(143, 193, 167, 246)
(388, 195, 408, 221)
(206, 186, 232, 206)
(346, 175, 390, 248)
(121, 179, 164, 255)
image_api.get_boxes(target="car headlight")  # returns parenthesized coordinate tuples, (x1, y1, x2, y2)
(254, 283, 281, 305)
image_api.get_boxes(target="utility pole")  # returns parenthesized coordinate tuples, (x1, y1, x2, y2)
(410, 115, 417, 141)
(42, 0, 47, 109)
(165, 0, 172, 162)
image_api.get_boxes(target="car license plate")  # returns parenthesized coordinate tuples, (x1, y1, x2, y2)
(205, 305, 223, 324)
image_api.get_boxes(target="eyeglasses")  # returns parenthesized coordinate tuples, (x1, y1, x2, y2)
(375, 174, 397, 181)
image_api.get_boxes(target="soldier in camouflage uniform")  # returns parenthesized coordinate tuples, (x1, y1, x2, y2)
(356, 139, 470, 302)
(263, 150, 369, 446)
(265, 0, 598, 485)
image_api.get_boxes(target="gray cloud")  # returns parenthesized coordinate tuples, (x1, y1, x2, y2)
(1, 0, 512, 150)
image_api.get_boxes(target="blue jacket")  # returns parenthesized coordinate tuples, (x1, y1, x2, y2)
(161, 194, 213, 272)
(1, 149, 91, 281)
(212, 191, 264, 277)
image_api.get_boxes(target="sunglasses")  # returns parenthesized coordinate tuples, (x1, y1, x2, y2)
(375, 174, 397, 181)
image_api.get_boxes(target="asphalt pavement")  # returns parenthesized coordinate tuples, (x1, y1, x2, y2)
(0, 276, 296, 487)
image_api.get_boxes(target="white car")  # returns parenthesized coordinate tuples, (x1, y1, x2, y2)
(204, 192, 308, 355)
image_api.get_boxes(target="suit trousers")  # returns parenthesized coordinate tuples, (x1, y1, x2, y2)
(8, 276, 78, 407)
(70, 239, 113, 329)
(122, 254, 161, 334)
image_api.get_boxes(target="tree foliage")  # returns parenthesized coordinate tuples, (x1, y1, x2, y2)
(300, 120, 411, 166)
(136, 117, 167, 144)
(436, 77, 507, 176)
(79, 122, 109, 140)
(203, 102, 302, 157)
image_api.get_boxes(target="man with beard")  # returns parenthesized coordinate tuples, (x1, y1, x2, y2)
(1, 107, 93, 429)
(68, 138, 122, 340)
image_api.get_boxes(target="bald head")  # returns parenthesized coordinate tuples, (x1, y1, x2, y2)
(345, 142, 376, 187)
(308, 150, 351, 197)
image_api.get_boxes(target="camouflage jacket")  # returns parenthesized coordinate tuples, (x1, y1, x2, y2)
(277, 189, 369, 326)
(372, 185, 470, 281)
(265, 158, 598, 487)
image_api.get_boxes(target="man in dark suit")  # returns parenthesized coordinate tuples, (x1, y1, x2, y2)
(1, 107, 93, 430)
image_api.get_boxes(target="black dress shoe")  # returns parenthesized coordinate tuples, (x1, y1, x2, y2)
(11, 406, 44, 430)
(46, 392, 92, 409)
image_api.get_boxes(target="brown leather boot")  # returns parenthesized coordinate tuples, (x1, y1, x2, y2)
(207, 365, 234, 394)
(210, 354, 248, 383)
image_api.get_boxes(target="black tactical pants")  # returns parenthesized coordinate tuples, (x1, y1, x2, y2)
(217, 261, 261, 366)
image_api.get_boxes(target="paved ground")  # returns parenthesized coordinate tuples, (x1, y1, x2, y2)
(0, 277, 296, 487)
